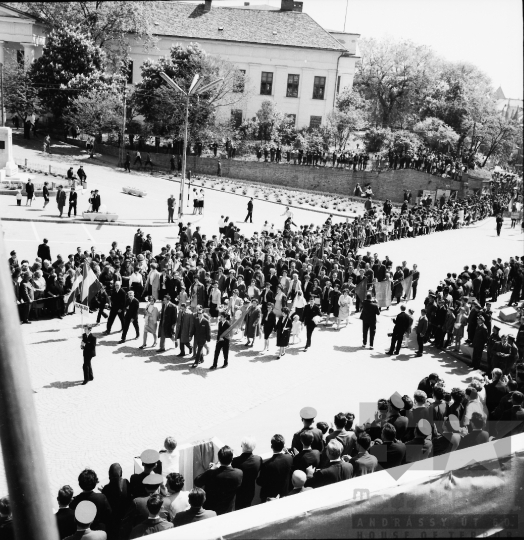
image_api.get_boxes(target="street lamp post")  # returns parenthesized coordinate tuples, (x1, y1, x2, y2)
(159, 72, 223, 219)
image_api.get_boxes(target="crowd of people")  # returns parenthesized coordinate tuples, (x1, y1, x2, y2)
(2, 361, 523, 539)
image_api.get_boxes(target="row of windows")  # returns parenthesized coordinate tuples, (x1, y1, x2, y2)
(125, 63, 333, 102)
(259, 72, 326, 99)
(231, 109, 321, 129)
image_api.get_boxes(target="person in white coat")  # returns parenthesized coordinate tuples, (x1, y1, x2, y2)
(140, 296, 160, 348)
(143, 262, 161, 300)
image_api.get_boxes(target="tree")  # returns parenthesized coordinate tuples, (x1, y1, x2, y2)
(17, 1, 155, 67)
(413, 117, 459, 151)
(363, 127, 393, 154)
(478, 116, 522, 167)
(132, 42, 246, 141)
(325, 88, 368, 150)
(421, 61, 494, 152)
(63, 89, 123, 153)
(2, 59, 40, 137)
(354, 37, 438, 128)
(30, 25, 106, 118)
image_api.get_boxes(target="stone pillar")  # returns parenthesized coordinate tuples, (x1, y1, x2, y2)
(0, 127, 19, 177)
(21, 43, 35, 65)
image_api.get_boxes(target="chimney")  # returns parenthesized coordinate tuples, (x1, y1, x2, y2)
(280, 0, 303, 12)
(203, 0, 212, 12)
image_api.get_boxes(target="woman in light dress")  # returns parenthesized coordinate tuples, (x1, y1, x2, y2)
(337, 288, 353, 330)
(273, 284, 287, 317)
(452, 306, 468, 352)
(140, 296, 159, 348)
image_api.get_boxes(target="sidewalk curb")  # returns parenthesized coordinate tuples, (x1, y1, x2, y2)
(0, 216, 175, 228)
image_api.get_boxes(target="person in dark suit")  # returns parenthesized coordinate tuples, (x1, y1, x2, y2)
(104, 281, 126, 334)
(69, 469, 112, 532)
(81, 325, 97, 385)
(37, 238, 52, 262)
(305, 440, 353, 488)
(245, 198, 254, 223)
(497, 391, 524, 438)
(302, 296, 321, 351)
(193, 446, 243, 515)
(211, 312, 231, 369)
(55, 485, 76, 539)
(129, 449, 161, 499)
(68, 187, 78, 217)
(260, 282, 275, 314)
(173, 488, 216, 527)
(56, 185, 67, 217)
(92, 190, 101, 212)
(256, 434, 293, 501)
(291, 406, 324, 453)
(387, 305, 412, 355)
(190, 306, 211, 367)
(231, 437, 263, 510)
(370, 423, 406, 470)
(360, 292, 380, 349)
(120, 290, 139, 343)
(292, 431, 320, 474)
(157, 295, 177, 352)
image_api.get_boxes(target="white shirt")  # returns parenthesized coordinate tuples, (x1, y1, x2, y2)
(159, 490, 189, 521)
(160, 450, 180, 475)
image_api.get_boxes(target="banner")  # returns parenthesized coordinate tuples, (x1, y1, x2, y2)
(219, 303, 250, 339)
(375, 281, 391, 308)
(355, 279, 368, 302)
(401, 275, 413, 301)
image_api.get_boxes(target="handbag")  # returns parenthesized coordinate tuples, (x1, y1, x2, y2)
(312, 315, 321, 325)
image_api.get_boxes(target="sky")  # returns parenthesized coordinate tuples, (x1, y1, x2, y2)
(194, 0, 524, 99)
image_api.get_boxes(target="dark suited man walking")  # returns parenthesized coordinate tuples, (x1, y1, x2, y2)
(211, 312, 231, 369)
(302, 296, 321, 351)
(104, 281, 126, 334)
(81, 325, 97, 384)
(68, 186, 78, 217)
(360, 292, 380, 349)
(387, 305, 411, 355)
(244, 198, 254, 223)
(120, 290, 140, 343)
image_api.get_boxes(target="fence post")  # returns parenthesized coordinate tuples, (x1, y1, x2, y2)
(25, 159, 27, 167)
(49, 165, 52, 175)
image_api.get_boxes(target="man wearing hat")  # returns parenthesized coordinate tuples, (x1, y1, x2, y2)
(81, 325, 97, 385)
(56, 185, 67, 217)
(64, 501, 106, 540)
(404, 419, 433, 463)
(121, 473, 163, 537)
(386, 392, 408, 441)
(291, 407, 324, 453)
(129, 449, 161, 499)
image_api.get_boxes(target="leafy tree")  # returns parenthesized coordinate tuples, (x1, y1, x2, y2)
(478, 116, 522, 167)
(354, 37, 437, 128)
(16, 1, 155, 66)
(326, 89, 368, 150)
(363, 127, 393, 154)
(254, 100, 295, 144)
(63, 89, 123, 153)
(413, 117, 459, 151)
(29, 25, 106, 118)
(2, 59, 40, 136)
(132, 42, 245, 141)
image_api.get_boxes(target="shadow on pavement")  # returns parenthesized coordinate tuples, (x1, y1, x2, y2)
(33, 338, 68, 345)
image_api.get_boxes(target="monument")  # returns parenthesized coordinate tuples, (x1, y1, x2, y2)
(0, 126, 19, 181)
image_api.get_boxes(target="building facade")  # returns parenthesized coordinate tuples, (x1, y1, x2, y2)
(0, 3, 45, 67)
(126, 0, 359, 129)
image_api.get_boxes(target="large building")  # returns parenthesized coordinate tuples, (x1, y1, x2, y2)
(126, 0, 360, 129)
(0, 3, 46, 66)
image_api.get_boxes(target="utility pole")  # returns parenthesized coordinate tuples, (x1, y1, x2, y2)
(0, 63, 5, 127)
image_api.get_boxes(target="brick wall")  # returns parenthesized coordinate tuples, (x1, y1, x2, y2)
(66, 139, 484, 203)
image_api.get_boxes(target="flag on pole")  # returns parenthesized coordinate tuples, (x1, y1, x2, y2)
(401, 275, 413, 301)
(219, 304, 250, 340)
(375, 280, 391, 308)
(355, 279, 368, 302)
(64, 270, 83, 312)
(80, 263, 103, 307)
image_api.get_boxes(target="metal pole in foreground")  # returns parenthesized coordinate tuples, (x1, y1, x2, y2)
(0, 230, 59, 540)
(179, 95, 189, 219)
(0, 63, 4, 127)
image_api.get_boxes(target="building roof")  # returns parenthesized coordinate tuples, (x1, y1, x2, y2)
(0, 2, 39, 21)
(494, 86, 506, 100)
(145, 2, 347, 51)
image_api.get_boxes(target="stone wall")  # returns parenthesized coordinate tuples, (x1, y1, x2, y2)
(66, 139, 485, 203)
